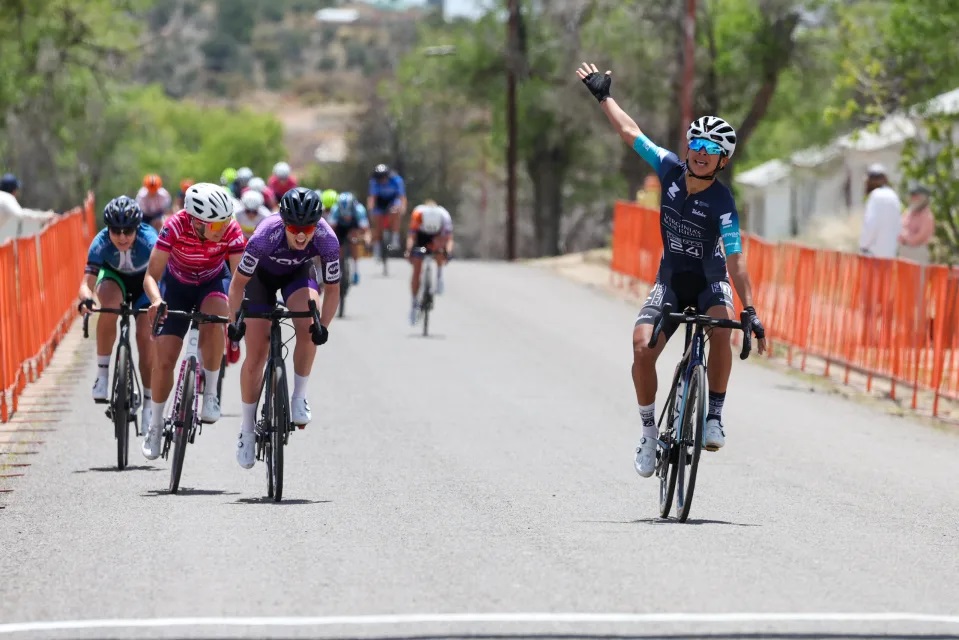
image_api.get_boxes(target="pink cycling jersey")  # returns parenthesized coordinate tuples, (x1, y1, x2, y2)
(155, 210, 246, 284)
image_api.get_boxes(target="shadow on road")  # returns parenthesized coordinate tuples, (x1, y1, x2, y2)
(582, 518, 760, 528)
(141, 488, 240, 497)
(74, 465, 160, 473)
(231, 497, 332, 506)
(407, 333, 447, 340)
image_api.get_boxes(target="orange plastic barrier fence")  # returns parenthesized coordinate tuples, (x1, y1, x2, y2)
(0, 193, 96, 421)
(611, 200, 959, 418)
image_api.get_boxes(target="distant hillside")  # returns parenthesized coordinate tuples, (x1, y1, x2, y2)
(137, 0, 427, 99)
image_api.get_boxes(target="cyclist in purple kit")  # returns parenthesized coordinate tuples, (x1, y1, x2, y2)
(227, 187, 341, 469)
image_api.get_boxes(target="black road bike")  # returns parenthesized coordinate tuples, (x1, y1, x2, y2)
(81, 297, 145, 470)
(232, 298, 324, 501)
(648, 303, 751, 522)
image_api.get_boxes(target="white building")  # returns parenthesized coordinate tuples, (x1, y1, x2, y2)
(736, 87, 959, 241)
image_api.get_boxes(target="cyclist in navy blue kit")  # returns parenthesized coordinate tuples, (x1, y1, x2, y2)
(577, 61, 768, 478)
(366, 163, 407, 258)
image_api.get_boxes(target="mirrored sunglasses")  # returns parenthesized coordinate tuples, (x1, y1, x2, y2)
(689, 138, 725, 155)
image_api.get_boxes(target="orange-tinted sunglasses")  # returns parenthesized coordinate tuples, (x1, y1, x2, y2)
(286, 223, 317, 236)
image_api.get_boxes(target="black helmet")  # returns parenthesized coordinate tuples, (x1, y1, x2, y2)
(103, 196, 143, 228)
(279, 187, 324, 226)
(372, 163, 390, 178)
(0, 173, 19, 193)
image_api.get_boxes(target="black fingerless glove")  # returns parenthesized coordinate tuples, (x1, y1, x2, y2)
(582, 71, 612, 103)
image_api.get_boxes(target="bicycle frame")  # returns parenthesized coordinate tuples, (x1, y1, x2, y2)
(168, 322, 203, 442)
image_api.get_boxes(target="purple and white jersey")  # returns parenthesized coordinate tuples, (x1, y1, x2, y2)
(236, 215, 341, 284)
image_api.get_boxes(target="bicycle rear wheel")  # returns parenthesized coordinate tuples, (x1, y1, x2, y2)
(675, 364, 706, 522)
(113, 344, 131, 470)
(271, 361, 290, 502)
(170, 359, 196, 494)
(380, 236, 389, 276)
(421, 265, 432, 337)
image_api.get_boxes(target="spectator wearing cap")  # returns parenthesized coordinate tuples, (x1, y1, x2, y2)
(899, 184, 935, 265)
(858, 163, 902, 259)
(0, 172, 56, 235)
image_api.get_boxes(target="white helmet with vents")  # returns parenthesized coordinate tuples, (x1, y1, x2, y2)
(185, 182, 235, 222)
(241, 190, 265, 211)
(687, 116, 738, 159)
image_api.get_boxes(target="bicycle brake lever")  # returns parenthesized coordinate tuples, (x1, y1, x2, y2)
(647, 302, 672, 348)
(739, 309, 752, 360)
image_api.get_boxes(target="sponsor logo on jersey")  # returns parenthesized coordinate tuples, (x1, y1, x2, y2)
(325, 259, 340, 281)
(691, 208, 706, 218)
(270, 229, 283, 243)
(270, 255, 309, 267)
(238, 253, 259, 274)
(694, 199, 710, 208)
(720, 212, 734, 226)
(667, 182, 680, 200)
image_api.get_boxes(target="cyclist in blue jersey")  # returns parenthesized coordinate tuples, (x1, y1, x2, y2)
(366, 163, 407, 257)
(329, 192, 371, 285)
(78, 196, 158, 430)
(577, 62, 768, 478)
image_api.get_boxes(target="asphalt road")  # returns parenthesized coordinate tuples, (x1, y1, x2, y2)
(1, 258, 958, 640)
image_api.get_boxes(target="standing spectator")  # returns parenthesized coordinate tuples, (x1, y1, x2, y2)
(0, 173, 56, 236)
(899, 184, 935, 264)
(858, 163, 902, 259)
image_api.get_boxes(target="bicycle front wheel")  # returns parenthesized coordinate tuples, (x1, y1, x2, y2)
(339, 254, 350, 318)
(381, 236, 389, 276)
(675, 364, 706, 522)
(421, 265, 432, 337)
(113, 344, 131, 470)
(271, 361, 290, 502)
(170, 359, 196, 494)
(657, 365, 682, 518)
(216, 352, 226, 405)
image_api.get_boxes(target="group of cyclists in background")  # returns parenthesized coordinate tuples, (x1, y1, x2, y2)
(79, 161, 455, 471)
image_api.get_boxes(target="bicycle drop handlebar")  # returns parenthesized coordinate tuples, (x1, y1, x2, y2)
(79, 300, 147, 339)
(647, 302, 752, 360)
(231, 299, 323, 345)
(150, 302, 230, 337)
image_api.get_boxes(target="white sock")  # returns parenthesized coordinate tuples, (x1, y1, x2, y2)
(150, 399, 167, 429)
(411, 295, 418, 308)
(292, 374, 309, 399)
(639, 403, 658, 439)
(241, 401, 257, 434)
(96, 355, 110, 378)
(203, 368, 219, 397)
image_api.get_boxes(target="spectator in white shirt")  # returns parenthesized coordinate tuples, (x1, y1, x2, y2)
(858, 164, 902, 258)
(0, 173, 56, 233)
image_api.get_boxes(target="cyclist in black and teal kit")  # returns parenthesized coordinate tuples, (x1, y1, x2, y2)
(78, 196, 158, 430)
(577, 61, 768, 478)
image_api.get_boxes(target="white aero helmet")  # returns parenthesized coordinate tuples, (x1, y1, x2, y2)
(236, 167, 254, 183)
(185, 182, 235, 222)
(273, 162, 291, 179)
(241, 189, 265, 211)
(248, 176, 267, 192)
(687, 116, 737, 159)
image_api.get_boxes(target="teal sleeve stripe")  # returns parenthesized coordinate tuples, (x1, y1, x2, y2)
(632, 133, 665, 172)
(720, 212, 743, 255)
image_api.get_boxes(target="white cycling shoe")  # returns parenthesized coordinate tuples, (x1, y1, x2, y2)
(200, 394, 220, 424)
(704, 418, 725, 451)
(92, 376, 109, 403)
(236, 432, 256, 469)
(634, 436, 658, 478)
(291, 397, 311, 427)
(408, 305, 418, 326)
(142, 424, 162, 461)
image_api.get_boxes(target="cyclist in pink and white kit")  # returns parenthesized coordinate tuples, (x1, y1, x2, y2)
(141, 183, 246, 461)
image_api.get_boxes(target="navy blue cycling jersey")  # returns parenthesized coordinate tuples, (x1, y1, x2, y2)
(632, 133, 742, 283)
(368, 173, 405, 212)
(84, 222, 157, 276)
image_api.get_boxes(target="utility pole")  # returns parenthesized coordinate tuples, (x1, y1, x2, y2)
(680, 0, 696, 150)
(505, 0, 519, 261)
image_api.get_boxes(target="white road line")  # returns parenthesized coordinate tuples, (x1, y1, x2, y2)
(1, 612, 959, 634)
